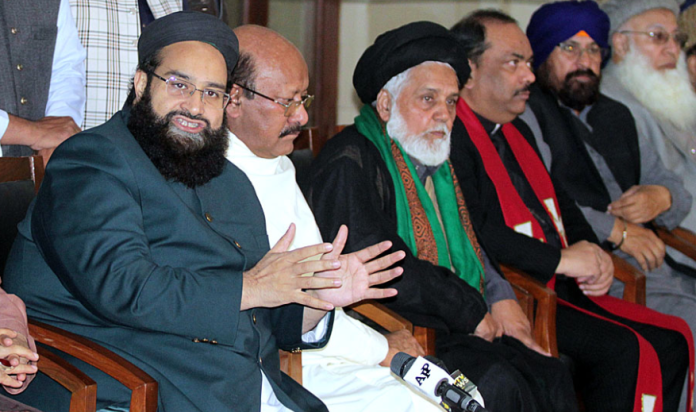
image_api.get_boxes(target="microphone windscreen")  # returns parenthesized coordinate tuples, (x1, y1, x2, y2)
(390, 352, 415, 377)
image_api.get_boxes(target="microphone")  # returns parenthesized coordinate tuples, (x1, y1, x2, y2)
(391, 352, 487, 412)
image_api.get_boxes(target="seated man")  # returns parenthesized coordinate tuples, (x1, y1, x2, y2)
(3, 11, 401, 412)
(523, 4, 696, 409)
(225, 24, 446, 411)
(600, 0, 696, 256)
(449, 9, 692, 412)
(306, 21, 577, 412)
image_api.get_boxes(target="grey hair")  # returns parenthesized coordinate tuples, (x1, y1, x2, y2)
(377, 61, 455, 106)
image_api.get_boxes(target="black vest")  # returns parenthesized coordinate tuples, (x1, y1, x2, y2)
(527, 85, 641, 211)
(0, 0, 59, 156)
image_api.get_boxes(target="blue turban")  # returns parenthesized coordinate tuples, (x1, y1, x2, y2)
(527, 1, 610, 69)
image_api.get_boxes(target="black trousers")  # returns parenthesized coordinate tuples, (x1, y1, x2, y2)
(556, 277, 689, 412)
(437, 333, 578, 412)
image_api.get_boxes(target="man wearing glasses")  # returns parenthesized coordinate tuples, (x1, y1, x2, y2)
(600, 0, 696, 249)
(4, 11, 404, 412)
(224, 25, 448, 412)
(523, 3, 696, 410)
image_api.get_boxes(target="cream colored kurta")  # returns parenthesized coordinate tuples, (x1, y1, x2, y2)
(226, 132, 445, 412)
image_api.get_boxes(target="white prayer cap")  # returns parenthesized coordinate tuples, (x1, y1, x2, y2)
(600, 0, 680, 31)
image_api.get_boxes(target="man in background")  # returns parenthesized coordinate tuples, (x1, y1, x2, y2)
(601, 0, 696, 250)
(523, 3, 696, 409)
(0, 0, 85, 161)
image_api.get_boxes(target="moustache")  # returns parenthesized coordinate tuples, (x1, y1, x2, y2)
(565, 69, 599, 82)
(424, 123, 451, 136)
(279, 123, 303, 138)
(514, 85, 531, 96)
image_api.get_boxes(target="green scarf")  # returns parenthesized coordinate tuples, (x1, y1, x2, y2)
(355, 105, 484, 293)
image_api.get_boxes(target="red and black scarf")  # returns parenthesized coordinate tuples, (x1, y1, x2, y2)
(457, 98, 694, 412)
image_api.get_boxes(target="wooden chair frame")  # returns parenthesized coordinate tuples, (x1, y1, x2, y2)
(655, 226, 696, 262)
(0, 156, 158, 412)
(0, 155, 44, 193)
(34, 346, 98, 412)
(28, 320, 158, 412)
(501, 265, 559, 357)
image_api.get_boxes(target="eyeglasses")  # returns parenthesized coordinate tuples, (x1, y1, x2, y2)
(150, 72, 231, 109)
(619, 30, 689, 48)
(235, 83, 314, 117)
(557, 41, 610, 60)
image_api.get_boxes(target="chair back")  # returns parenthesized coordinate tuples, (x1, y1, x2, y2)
(0, 156, 44, 278)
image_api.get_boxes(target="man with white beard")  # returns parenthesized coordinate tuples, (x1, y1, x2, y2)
(601, 0, 696, 250)
(307, 21, 578, 412)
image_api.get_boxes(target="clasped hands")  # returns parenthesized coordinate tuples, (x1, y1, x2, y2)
(0, 328, 38, 390)
(557, 240, 614, 296)
(241, 224, 405, 311)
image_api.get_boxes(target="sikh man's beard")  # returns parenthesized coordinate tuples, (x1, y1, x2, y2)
(609, 46, 696, 131)
(558, 70, 600, 111)
(386, 103, 451, 167)
(537, 63, 600, 112)
(128, 90, 229, 188)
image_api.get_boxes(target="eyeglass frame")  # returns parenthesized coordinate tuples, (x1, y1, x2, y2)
(618, 30, 689, 48)
(556, 40, 610, 61)
(235, 83, 314, 117)
(149, 72, 231, 109)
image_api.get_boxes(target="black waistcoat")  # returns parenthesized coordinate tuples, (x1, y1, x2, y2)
(527, 84, 641, 211)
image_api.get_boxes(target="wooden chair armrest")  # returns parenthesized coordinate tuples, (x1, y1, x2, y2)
(349, 301, 413, 334)
(28, 319, 158, 412)
(500, 265, 558, 357)
(349, 301, 435, 356)
(510, 283, 534, 325)
(611, 254, 646, 306)
(655, 225, 696, 262)
(36, 346, 97, 412)
(278, 350, 303, 385)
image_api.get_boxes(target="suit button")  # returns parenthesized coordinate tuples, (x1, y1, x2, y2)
(234, 240, 241, 248)
(252, 313, 257, 324)
(192, 338, 200, 343)
(205, 213, 213, 222)
(16, 64, 22, 71)
(259, 357, 263, 365)
(20, 97, 27, 105)
(201, 338, 209, 343)
(210, 340, 218, 345)
(291, 347, 301, 353)
(10, 27, 17, 34)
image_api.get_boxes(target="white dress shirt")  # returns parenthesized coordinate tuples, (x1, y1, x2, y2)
(226, 131, 330, 411)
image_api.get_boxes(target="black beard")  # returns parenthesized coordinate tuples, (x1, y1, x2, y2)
(538, 64, 601, 112)
(128, 89, 229, 188)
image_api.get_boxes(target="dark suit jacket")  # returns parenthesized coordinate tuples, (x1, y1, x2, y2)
(4, 110, 331, 412)
(449, 116, 598, 284)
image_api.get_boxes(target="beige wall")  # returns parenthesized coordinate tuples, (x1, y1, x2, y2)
(336, 0, 548, 124)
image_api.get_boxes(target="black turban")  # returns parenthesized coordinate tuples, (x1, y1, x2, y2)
(138, 11, 239, 73)
(353, 21, 470, 104)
